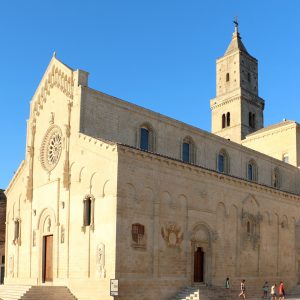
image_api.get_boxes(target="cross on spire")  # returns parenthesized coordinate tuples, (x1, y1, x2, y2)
(234, 16, 239, 32)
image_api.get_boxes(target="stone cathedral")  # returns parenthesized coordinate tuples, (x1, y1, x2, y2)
(4, 23, 300, 300)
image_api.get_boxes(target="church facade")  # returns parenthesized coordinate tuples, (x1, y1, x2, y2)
(5, 24, 300, 300)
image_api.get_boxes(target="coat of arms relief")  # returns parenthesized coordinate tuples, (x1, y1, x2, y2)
(161, 223, 184, 247)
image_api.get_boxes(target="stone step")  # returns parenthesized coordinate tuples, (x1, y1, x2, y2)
(0, 285, 77, 300)
(170, 285, 265, 300)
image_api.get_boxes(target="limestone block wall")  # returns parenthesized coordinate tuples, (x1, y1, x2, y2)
(66, 135, 118, 300)
(115, 145, 300, 300)
(80, 87, 299, 194)
(242, 122, 298, 165)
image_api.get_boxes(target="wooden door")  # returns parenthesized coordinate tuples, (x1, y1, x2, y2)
(194, 247, 204, 282)
(43, 235, 53, 282)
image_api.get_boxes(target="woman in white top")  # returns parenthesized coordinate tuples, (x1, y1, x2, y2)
(271, 283, 277, 300)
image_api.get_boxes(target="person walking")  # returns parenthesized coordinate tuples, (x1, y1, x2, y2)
(225, 277, 230, 289)
(238, 279, 246, 299)
(262, 281, 268, 299)
(271, 283, 277, 300)
(278, 281, 285, 300)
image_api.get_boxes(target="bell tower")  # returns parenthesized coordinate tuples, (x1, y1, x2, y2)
(210, 20, 265, 143)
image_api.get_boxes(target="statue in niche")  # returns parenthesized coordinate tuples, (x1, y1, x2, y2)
(96, 243, 106, 278)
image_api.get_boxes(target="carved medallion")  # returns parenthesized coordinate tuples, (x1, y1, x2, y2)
(40, 125, 62, 172)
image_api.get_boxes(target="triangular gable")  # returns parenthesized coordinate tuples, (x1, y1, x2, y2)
(30, 54, 75, 118)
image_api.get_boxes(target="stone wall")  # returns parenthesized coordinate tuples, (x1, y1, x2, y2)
(116, 144, 300, 299)
(80, 87, 299, 194)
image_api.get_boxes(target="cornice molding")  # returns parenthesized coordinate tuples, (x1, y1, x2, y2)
(210, 96, 240, 109)
(78, 134, 117, 152)
(211, 94, 264, 110)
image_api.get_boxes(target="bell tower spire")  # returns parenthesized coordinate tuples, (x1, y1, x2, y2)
(210, 21, 265, 143)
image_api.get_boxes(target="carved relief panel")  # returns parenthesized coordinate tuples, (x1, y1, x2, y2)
(96, 243, 106, 278)
(161, 223, 183, 248)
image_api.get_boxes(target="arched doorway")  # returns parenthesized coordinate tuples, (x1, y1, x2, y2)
(190, 223, 213, 285)
(36, 208, 56, 284)
(42, 233, 53, 282)
(194, 247, 204, 282)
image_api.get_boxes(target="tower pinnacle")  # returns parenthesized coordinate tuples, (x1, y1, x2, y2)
(234, 16, 239, 33)
(210, 22, 265, 143)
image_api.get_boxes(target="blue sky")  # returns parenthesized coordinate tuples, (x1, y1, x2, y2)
(1, 0, 300, 188)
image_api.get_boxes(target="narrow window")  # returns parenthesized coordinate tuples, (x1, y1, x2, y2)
(248, 164, 253, 181)
(273, 168, 280, 188)
(217, 149, 229, 174)
(249, 113, 256, 129)
(248, 73, 251, 82)
(14, 219, 20, 242)
(83, 197, 91, 226)
(226, 112, 230, 127)
(218, 154, 224, 173)
(140, 127, 149, 151)
(249, 112, 252, 127)
(222, 114, 226, 129)
(226, 73, 230, 82)
(247, 221, 251, 234)
(247, 160, 257, 181)
(182, 142, 190, 163)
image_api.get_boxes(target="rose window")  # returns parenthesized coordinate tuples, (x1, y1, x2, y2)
(40, 126, 63, 171)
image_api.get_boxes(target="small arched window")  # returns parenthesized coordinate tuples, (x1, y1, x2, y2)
(272, 168, 280, 188)
(247, 221, 251, 234)
(217, 149, 229, 174)
(252, 114, 256, 128)
(82, 195, 95, 231)
(140, 127, 149, 151)
(182, 142, 190, 163)
(249, 112, 256, 129)
(14, 219, 20, 242)
(139, 124, 155, 152)
(83, 197, 91, 226)
(226, 112, 230, 127)
(182, 136, 195, 164)
(226, 73, 230, 82)
(247, 159, 257, 181)
(222, 114, 226, 129)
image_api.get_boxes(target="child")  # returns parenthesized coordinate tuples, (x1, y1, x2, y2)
(262, 281, 268, 299)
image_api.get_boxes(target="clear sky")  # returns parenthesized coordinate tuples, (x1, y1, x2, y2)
(1, 0, 300, 188)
